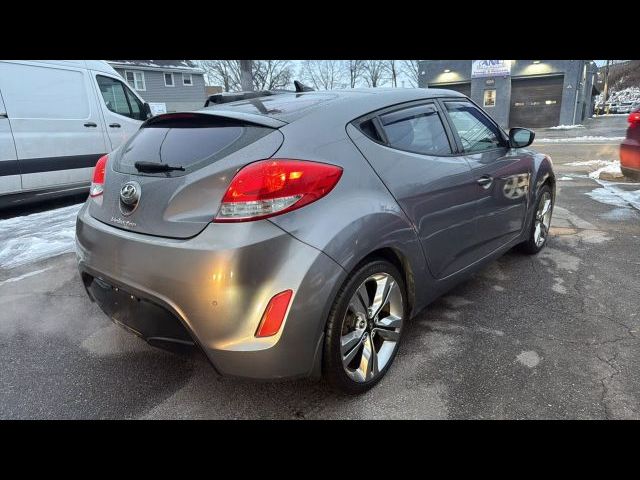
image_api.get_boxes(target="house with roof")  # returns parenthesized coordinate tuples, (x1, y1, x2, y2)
(107, 60, 206, 113)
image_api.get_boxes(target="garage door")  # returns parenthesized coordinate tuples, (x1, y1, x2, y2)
(430, 83, 471, 97)
(509, 75, 564, 128)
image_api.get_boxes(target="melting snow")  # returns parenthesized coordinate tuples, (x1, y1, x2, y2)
(588, 161, 623, 179)
(566, 160, 613, 167)
(0, 203, 82, 269)
(548, 124, 585, 130)
(535, 136, 625, 143)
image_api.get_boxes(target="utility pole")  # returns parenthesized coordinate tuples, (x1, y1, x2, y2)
(240, 60, 253, 91)
(602, 59, 611, 111)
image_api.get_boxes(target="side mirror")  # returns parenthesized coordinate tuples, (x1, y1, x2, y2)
(509, 127, 535, 148)
(143, 102, 153, 119)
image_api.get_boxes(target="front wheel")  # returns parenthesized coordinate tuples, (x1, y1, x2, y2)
(322, 260, 407, 394)
(519, 185, 553, 254)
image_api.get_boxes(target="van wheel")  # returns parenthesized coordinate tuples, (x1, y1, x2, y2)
(520, 185, 554, 254)
(322, 259, 407, 394)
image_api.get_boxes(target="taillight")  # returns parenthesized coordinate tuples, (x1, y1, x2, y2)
(255, 290, 293, 337)
(629, 111, 640, 125)
(89, 155, 108, 197)
(214, 159, 343, 222)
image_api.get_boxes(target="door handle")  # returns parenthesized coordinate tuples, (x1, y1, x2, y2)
(0, 112, 7, 119)
(477, 175, 493, 189)
(109, 123, 121, 128)
(84, 122, 97, 127)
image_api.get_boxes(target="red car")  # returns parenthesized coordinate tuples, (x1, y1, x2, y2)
(620, 109, 640, 180)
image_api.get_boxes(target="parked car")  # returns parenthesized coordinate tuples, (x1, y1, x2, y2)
(0, 60, 151, 208)
(618, 102, 635, 114)
(620, 108, 640, 180)
(76, 88, 555, 393)
(607, 103, 618, 114)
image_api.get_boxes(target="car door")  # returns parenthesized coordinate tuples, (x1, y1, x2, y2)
(0, 61, 109, 191)
(440, 99, 533, 260)
(92, 73, 145, 150)
(0, 87, 21, 195)
(349, 101, 480, 280)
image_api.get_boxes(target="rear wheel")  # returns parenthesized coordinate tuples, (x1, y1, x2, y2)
(323, 260, 406, 394)
(520, 185, 553, 254)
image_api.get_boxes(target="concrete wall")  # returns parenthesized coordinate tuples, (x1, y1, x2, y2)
(419, 60, 593, 127)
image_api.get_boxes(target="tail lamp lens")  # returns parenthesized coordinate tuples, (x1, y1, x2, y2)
(255, 290, 293, 337)
(628, 111, 640, 125)
(214, 159, 343, 222)
(89, 155, 108, 197)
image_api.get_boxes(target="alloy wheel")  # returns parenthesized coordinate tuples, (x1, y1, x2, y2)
(534, 191, 553, 247)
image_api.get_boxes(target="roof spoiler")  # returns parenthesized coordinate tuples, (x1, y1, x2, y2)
(203, 80, 315, 107)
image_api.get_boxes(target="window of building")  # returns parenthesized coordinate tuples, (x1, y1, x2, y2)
(125, 70, 146, 91)
(182, 73, 193, 86)
(164, 72, 174, 87)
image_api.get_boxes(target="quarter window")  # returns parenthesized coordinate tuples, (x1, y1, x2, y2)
(182, 73, 193, 86)
(379, 104, 452, 156)
(97, 75, 146, 121)
(164, 72, 174, 87)
(125, 70, 146, 91)
(444, 101, 506, 153)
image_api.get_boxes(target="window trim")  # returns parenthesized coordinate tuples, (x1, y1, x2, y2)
(436, 97, 509, 155)
(164, 72, 175, 87)
(182, 73, 193, 86)
(353, 99, 460, 158)
(124, 70, 146, 91)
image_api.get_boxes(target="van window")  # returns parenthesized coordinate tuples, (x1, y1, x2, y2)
(0, 62, 90, 119)
(97, 76, 145, 121)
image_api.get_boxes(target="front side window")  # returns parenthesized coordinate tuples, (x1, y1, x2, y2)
(182, 73, 193, 86)
(444, 101, 506, 153)
(125, 70, 146, 91)
(164, 72, 174, 87)
(97, 75, 146, 120)
(379, 104, 452, 156)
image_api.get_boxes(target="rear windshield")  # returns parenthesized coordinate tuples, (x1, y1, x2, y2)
(113, 121, 273, 177)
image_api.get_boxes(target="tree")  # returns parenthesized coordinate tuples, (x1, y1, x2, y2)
(299, 60, 345, 90)
(252, 60, 293, 90)
(385, 60, 399, 87)
(400, 60, 421, 87)
(198, 60, 243, 92)
(362, 60, 387, 87)
(345, 60, 365, 88)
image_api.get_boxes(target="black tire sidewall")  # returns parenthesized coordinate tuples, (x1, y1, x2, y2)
(322, 259, 407, 394)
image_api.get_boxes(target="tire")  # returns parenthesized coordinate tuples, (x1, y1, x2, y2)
(519, 184, 554, 255)
(322, 259, 407, 394)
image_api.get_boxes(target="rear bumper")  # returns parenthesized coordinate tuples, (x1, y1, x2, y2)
(75, 203, 346, 379)
(620, 139, 640, 179)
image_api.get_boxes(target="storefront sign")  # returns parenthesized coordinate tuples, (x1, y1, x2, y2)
(472, 60, 511, 78)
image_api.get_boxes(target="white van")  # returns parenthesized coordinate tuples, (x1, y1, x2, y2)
(0, 60, 151, 206)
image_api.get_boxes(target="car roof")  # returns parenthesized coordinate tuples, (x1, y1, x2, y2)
(198, 88, 465, 124)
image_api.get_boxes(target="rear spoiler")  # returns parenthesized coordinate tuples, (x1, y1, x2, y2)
(203, 80, 315, 107)
(141, 111, 287, 129)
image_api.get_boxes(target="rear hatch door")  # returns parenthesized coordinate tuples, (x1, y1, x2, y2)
(88, 111, 285, 238)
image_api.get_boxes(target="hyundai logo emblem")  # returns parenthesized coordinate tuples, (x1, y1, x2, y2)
(119, 181, 141, 216)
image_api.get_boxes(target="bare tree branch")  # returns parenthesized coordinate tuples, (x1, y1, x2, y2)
(345, 60, 365, 88)
(400, 60, 421, 87)
(362, 60, 387, 88)
(299, 60, 346, 90)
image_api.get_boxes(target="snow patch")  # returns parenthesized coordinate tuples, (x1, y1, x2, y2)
(0, 203, 82, 269)
(588, 161, 623, 180)
(535, 136, 624, 143)
(558, 176, 573, 181)
(548, 124, 585, 130)
(566, 159, 614, 167)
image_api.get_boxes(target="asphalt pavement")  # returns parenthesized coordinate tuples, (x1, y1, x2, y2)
(1, 115, 638, 419)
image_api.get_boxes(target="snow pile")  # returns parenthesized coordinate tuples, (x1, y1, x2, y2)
(586, 183, 640, 210)
(548, 125, 585, 130)
(588, 161, 623, 180)
(0, 203, 82, 269)
(535, 136, 624, 143)
(595, 86, 640, 105)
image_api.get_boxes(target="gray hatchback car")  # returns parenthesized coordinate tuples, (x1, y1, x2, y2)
(76, 88, 555, 393)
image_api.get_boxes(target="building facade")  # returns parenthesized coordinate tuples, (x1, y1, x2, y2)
(107, 60, 206, 113)
(419, 60, 598, 128)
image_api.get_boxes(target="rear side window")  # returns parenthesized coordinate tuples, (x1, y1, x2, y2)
(379, 104, 452, 156)
(444, 101, 506, 153)
(97, 75, 146, 121)
(113, 115, 274, 176)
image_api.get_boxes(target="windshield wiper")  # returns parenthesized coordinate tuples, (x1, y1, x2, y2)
(134, 161, 185, 173)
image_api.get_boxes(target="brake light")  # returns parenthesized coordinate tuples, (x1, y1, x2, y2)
(629, 111, 640, 125)
(214, 159, 343, 222)
(255, 290, 293, 337)
(89, 155, 108, 198)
